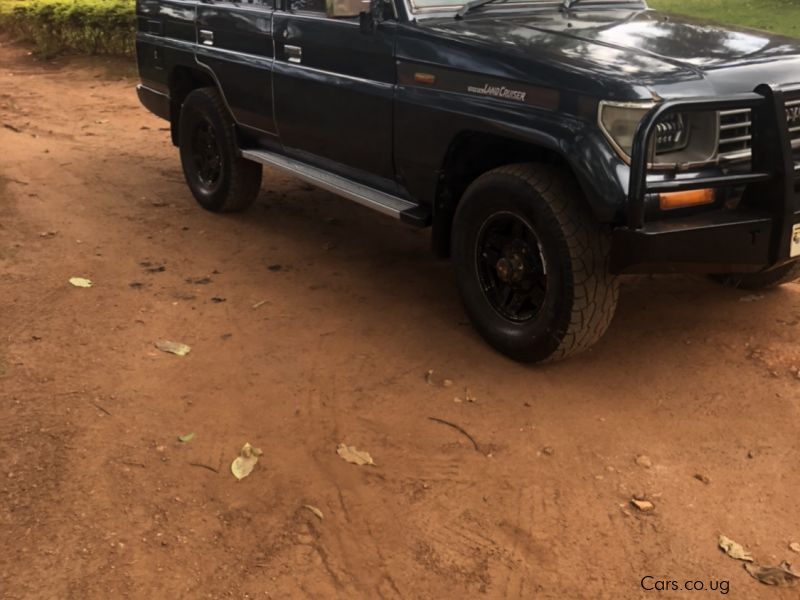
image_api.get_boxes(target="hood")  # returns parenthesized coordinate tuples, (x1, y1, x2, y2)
(420, 8, 800, 99)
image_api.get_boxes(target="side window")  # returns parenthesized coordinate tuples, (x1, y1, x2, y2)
(289, 0, 326, 13)
(224, 0, 274, 5)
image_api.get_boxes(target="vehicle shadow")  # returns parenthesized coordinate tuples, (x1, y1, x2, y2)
(204, 170, 798, 383)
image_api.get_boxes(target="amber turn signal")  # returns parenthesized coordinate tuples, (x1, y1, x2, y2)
(659, 188, 715, 211)
(414, 72, 436, 85)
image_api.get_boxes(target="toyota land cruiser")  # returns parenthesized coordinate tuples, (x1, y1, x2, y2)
(135, 0, 800, 361)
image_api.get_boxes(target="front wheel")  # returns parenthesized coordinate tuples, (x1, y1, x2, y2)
(178, 87, 262, 212)
(451, 163, 619, 363)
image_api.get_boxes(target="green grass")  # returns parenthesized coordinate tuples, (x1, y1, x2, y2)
(0, 0, 135, 55)
(649, 0, 800, 38)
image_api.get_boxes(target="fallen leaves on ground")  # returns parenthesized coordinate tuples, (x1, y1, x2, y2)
(178, 433, 195, 443)
(744, 561, 799, 587)
(718, 535, 754, 562)
(454, 387, 478, 404)
(155, 340, 191, 356)
(68, 277, 92, 288)
(336, 443, 375, 466)
(631, 499, 654, 512)
(425, 369, 457, 389)
(231, 443, 263, 480)
(303, 505, 324, 520)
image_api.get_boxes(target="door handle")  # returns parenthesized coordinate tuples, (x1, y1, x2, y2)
(199, 29, 214, 46)
(285, 45, 302, 64)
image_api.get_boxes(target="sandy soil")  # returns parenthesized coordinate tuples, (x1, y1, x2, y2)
(1, 39, 800, 599)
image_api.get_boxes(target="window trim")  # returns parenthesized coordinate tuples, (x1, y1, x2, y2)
(278, 0, 398, 19)
(205, 0, 277, 8)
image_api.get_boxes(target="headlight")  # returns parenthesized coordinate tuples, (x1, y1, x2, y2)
(598, 101, 719, 167)
(654, 112, 689, 154)
(598, 102, 652, 157)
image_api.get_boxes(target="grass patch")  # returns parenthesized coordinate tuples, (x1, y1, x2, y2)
(649, 0, 800, 39)
(0, 0, 135, 56)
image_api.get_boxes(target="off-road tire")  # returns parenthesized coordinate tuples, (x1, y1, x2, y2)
(178, 87, 262, 212)
(711, 261, 800, 290)
(451, 163, 619, 362)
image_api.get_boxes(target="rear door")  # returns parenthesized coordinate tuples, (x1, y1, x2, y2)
(272, 1, 397, 189)
(195, 0, 277, 135)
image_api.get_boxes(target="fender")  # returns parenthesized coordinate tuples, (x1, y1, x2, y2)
(394, 77, 629, 224)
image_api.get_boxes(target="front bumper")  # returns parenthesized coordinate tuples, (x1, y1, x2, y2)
(610, 84, 800, 275)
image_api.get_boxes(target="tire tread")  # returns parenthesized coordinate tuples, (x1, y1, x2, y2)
(481, 163, 619, 361)
(180, 87, 261, 212)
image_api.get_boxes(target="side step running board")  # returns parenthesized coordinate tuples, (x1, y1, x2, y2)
(241, 149, 431, 227)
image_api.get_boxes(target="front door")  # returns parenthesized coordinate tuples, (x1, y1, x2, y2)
(272, 3, 396, 189)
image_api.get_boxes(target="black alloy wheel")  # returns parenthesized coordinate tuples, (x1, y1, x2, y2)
(476, 212, 548, 323)
(191, 119, 223, 191)
(451, 163, 619, 362)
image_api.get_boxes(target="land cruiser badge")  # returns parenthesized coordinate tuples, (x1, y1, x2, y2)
(467, 83, 527, 102)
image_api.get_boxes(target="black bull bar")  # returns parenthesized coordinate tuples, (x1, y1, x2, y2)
(610, 83, 800, 274)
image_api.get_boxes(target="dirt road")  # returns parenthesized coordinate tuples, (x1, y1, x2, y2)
(1, 39, 799, 599)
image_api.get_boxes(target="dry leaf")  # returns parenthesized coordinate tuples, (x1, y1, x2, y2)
(178, 433, 195, 443)
(69, 277, 92, 288)
(155, 340, 191, 356)
(303, 505, 324, 520)
(743, 561, 799, 587)
(425, 370, 458, 389)
(631, 499, 654, 512)
(719, 535, 754, 562)
(336, 443, 375, 466)
(231, 442, 263, 480)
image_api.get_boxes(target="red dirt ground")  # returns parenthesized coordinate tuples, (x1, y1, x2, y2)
(1, 39, 799, 599)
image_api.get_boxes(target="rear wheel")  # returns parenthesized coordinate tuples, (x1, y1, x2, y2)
(178, 87, 262, 212)
(711, 261, 800, 290)
(451, 163, 619, 362)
